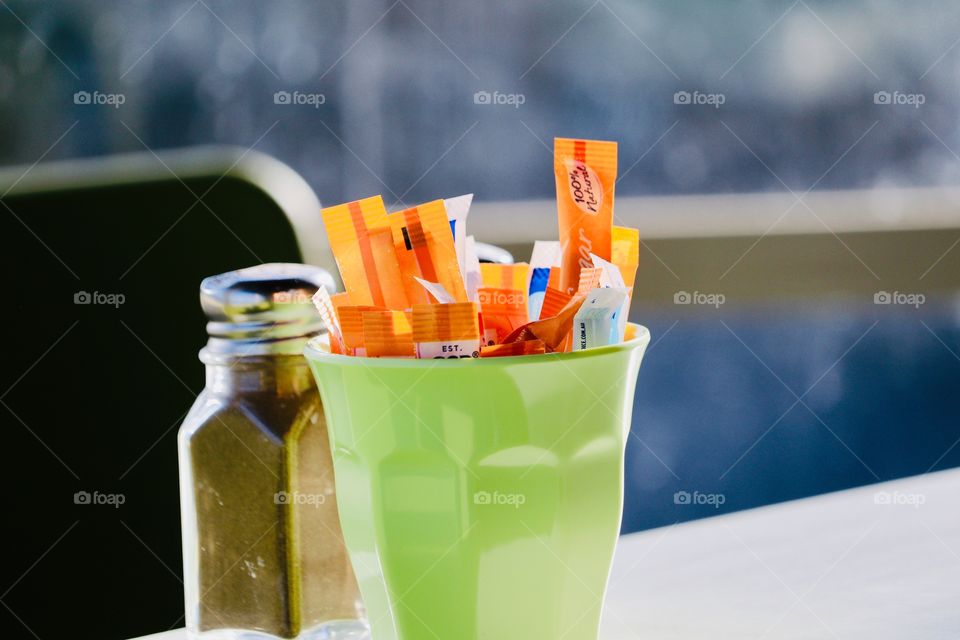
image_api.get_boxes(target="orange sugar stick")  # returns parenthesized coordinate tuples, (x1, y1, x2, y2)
(337, 304, 386, 356)
(555, 138, 617, 295)
(321, 195, 409, 309)
(362, 310, 415, 358)
(547, 266, 561, 290)
(389, 200, 468, 305)
(412, 302, 481, 359)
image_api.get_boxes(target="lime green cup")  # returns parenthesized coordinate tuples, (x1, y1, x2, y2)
(304, 324, 650, 640)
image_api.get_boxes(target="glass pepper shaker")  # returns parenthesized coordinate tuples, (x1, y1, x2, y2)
(178, 263, 367, 640)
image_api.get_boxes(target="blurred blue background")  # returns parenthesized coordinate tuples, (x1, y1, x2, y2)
(4, 1, 960, 202)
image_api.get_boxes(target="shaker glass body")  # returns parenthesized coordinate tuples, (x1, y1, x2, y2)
(179, 353, 366, 640)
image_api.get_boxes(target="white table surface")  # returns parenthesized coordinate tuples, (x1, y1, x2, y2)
(136, 469, 960, 640)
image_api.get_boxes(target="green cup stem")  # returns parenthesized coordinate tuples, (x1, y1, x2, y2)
(305, 324, 650, 640)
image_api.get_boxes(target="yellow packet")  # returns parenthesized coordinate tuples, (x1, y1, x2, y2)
(555, 138, 617, 295)
(362, 310, 415, 358)
(389, 200, 468, 305)
(321, 195, 410, 310)
(612, 226, 639, 294)
(481, 263, 530, 294)
(412, 302, 481, 359)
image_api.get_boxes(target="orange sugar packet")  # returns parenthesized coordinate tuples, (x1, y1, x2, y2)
(321, 195, 409, 309)
(502, 293, 587, 353)
(555, 138, 617, 295)
(337, 304, 386, 356)
(477, 287, 529, 346)
(577, 267, 602, 294)
(389, 200, 468, 305)
(412, 302, 481, 359)
(539, 286, 573, 320)
(548, 266, 561, 290)
(362, 309, 415, 358)
(480, 339, 546, 358)
(481, 263, 530, 294)
(612, 226, 639, 294)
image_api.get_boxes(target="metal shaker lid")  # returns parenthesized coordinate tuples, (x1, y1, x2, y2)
(200, 263, 336, 356)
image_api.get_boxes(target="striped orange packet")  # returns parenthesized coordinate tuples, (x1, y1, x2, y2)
(612, 226, 639, 294)
(481, 263, 530, 294)
(480, 339, 546, 358)
(321, 195, 410, 309)
(555, 138, 617, 295)
(362, 310, 415, 358)
(337, 304, 386, 357)
(577, 267, 602, 294)
(477, 287, 529, 345)
(389, 200, 468, 306)
(503, 292, 587, 353)
(539, 286, 573, 320)
(412, 302, 481, 359)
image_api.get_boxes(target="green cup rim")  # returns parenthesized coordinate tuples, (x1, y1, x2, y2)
(304, 323, 650, 368)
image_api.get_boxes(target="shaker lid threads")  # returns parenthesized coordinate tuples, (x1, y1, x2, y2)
(200, 263, 336, 354)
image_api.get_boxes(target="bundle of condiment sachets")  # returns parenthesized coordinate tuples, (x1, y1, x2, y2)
(312, 137, 640, 358)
